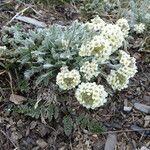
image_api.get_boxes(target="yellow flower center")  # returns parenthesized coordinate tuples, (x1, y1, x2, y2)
(92, 45, 104, 55)
(63, 78, 74, 86)
(81, 92, 94, 105)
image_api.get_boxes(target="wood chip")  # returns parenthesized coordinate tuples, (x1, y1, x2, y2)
(9, 94, 27, 105)
(130, 125, 150, 136)
(144, 116, 150, 127)
(134, 103, 150, 114)
(15, 15, 47, 28)
(104, 134, 117, 150)
(36, 139, 48, 148)
(30, 121, 37, 130)
(143, 95, 150, 103)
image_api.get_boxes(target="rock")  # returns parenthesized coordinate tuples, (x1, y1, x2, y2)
(9, 94, 27, 105)
(104, 134, 117, 150)
(134, 103, 150, 114)
(36, 139, 48, 148)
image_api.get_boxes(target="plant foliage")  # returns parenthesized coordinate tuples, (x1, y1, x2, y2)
(1, 22, 94, 86)
(13, 100, 59, 122)
(76, 114, 104, 133)
(125, 0, 150, 29)
(63, 115, 73, 136)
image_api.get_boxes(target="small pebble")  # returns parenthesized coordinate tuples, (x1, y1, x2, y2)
(124, 106, 132, 112)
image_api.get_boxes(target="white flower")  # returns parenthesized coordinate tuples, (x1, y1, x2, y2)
(85, 16, 106, 31)
(79, 41, 93, 56)
(107, 51, 137, 91)
(80, 61, 99, 81)
(118, 65, 137, 79)
(133, 23, 145, 33)
(75, 82, 108, 109)
(107, 70, 129, 91)
(116, 18, 130, 37)
(119, 50, 131, 66)
(56, 67, 81, 90)
(119, 50, 137, 78)
(101, 24, 124, 52)
(79, 35, 112, 62)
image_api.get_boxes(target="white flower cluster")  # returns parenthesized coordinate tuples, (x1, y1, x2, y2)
(107, 70, 129, 90)
(133, 23, 145, 34)
(101, 24, 124, 51)
(80, 18, 126, 61)
(75, 82, 108, 109)
(55, 16, 137, 109)
(116, 18, 130, 37)
(107, 50, 137, 90)
(56, 66, 81, 90)
(119, 50, 137, 78)
(79, 35, 112, 62)
(80, 61, 99, 81)
(85, 15, 106, 31)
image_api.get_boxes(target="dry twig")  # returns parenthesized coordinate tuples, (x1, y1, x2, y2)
(102, 128, 150, 134)
(6, 6, 30, 26)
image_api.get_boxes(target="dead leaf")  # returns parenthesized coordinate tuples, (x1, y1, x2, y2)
(15, 15, 47, 28)
(104, 134, 117, 150)
(9, 94, 27, 105)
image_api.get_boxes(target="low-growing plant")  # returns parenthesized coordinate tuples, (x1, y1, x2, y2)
(7, 100, 104, 135)
(122, 0, 150, 52)
(1, 16, 138, 109)
(76, 0, 121, 19)
(13, 101, 59, 121)
(126, 0, 150, 29)
(76, 114, 104, 133)
(16, 0, 71, 4)
(78, 0, 105, 18)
